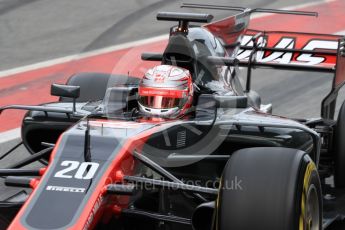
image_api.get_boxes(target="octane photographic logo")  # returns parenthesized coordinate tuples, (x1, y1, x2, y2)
(95, 41, 239, 168)
(132, 177, 243, 192)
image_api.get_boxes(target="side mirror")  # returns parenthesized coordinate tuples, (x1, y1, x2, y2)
(51, 84, 80, 113)
(51, 84, 80, 98)
(141, 52, 163, 61)
(214, 95, 248, 108)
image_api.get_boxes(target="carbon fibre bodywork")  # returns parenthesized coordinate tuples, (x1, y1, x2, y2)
(15, 101, 320, 229)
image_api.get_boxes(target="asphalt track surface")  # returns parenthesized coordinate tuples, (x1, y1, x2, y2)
(0, 0, 345, 229)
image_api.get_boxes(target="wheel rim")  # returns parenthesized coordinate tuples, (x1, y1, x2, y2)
(299, 162, 320, 230)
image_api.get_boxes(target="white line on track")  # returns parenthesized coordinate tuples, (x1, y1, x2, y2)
(0, 128, 20, 144)
(335, 30, 345, 35)
(0, 0, 339, 143)
(0, 0, 331, 79)
(0, 34, 168, 79)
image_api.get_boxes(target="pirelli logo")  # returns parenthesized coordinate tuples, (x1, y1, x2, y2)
(46, 185, 85, 193)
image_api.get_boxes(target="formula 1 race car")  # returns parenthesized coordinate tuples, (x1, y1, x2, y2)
(0, 4, 345, 230)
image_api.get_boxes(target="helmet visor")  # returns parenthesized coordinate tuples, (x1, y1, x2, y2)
(139, 96, 184, 109)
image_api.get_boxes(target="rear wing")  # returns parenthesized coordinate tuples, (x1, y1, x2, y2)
(182, 3, 345, 119)
(160, 4, 345, 119)
(238, 30, 345, 119)
(182, 3, 317, 56)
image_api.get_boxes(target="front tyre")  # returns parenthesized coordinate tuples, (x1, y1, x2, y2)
(217, 147, 322, 230)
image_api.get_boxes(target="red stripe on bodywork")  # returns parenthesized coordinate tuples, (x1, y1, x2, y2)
(7, 120, 161, 230)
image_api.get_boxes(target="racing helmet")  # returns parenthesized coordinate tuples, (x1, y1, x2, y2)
(138, 65, 193, 118)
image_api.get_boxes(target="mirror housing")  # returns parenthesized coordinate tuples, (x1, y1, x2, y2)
(141, 52, 163, 61)
(214, 95, 248, 108)
(51, 84, 80, 113)
(51, 84, 80, 99)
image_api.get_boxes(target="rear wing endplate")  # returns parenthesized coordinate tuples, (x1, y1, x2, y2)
(237, 30, 345, 119)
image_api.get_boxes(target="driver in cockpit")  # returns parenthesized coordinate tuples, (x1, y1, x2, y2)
(137, 65, 194, 119)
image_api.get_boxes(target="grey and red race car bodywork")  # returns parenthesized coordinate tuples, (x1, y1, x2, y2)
(0, 4, 345, 230)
